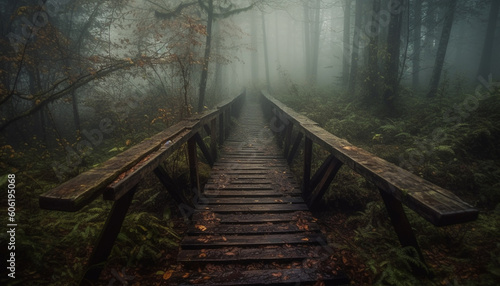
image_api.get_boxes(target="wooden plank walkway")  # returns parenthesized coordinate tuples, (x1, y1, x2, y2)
(178, 95, 349, 285)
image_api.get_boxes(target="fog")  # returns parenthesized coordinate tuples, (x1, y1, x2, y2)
(0, 0, 498, 178)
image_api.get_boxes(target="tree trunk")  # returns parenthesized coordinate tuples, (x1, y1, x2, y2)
(213, 20, 222, 96)
(427, 0, 458, 97)
(275, 11, 281, 67)
(477, 0, 500, 79)
(412, 0, 422, 90)
(310, 0, 321, 84)
(348, 0, 362, 94)
(383, 0, 404, 109)
(197, 0, 214, 112)
(421, 1, 437, 83)
(72, 91, 81, 132)
(303, 1, 312, 80)
(251, 11, 259, 87)
(262, 12, 271, 91)
(367, 0, 381, 98)
(342, 0, 351, 85)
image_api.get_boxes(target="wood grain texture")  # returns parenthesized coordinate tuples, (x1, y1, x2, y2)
(261, 90, 478, 226)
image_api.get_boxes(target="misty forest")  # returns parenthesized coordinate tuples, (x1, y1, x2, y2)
(1, 0, 500, 285)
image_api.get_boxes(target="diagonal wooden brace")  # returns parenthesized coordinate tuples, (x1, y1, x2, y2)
(81, 185, 137, 284)
(193, 132, 214, 167)
(307, 155, 343, 208)
(379, 187, 426, 265)
(154, 165, 192, 207)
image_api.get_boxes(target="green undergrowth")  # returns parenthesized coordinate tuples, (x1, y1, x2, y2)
(274, 83, 500, 285)
(0, 143, 201, 285)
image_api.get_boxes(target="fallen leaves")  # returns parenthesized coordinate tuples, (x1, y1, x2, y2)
(162, 270, 174, 280)
(271, 272, 282, 277)
(195, 224, 207, 232)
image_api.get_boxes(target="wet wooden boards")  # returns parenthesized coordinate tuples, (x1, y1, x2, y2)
(261, 90, 478, 227)
(178, 96, 349, 285)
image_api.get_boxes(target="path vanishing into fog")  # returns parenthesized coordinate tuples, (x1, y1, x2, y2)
(176, 94, 349, 285)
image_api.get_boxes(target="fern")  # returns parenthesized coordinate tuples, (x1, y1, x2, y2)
(374, 246, 428, 286)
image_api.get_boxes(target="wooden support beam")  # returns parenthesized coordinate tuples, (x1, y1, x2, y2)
(379, 187, 425, 264)
(287, 132, 303, 165)
(154, 165, 192, 207)
(283, 122, 293, 158)
(210, 118, 218, 161)
(81, 185, 137, 283)
(309, 155, 335, 191)
(203, 124, 211, 137)
(261, 90, 478, 226)
(308, 156, 343, 208)
(302, 137, 313, 198)
(188, 136, 200, 197)
(194, 132, 214, 167)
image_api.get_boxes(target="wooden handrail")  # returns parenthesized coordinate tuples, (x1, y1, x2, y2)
(261, 90, 478, 265)
(260, 90, 478, 226)
(38, 90, 245, 284)
(39, 91, 245, 211)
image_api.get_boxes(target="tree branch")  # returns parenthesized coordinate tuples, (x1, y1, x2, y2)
(0, 60, 135, 132)
(154, 1, 198, 19)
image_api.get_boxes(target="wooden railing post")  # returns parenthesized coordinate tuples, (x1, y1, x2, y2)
(188, 136, 200, 197)
(302, 137, 313, 197)
(210, 118, 217, 161)
(378, 188, 425, 264)
(81, 185, 137, 284)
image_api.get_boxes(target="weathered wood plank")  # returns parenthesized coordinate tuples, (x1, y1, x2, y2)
(104, 128, 194, 200)
(206, 179, 274, 185)
(181, 233, 323, 247)
(178, 268, 349, 286)
(187, 222, 319, 235)
(203, 190, 301, 197)
(39, 121, 191, 211)
(196, 204, 309, 212)
(178, 245, 324, 262)
(261, 90, 478, 226)
(178, 95, 348, 285)
(192, 211, 313, 223)
(204, 184, 274, 190)
(203, 197, 304, 205)
(214, 162, 288, 167)
(39, 91, 247, 212)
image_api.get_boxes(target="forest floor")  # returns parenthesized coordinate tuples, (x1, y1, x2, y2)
(273, 85, 500, 286)
(1, 85, 499, 286)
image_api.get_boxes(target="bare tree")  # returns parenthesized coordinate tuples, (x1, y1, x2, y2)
(427, 0, 458, 97)
(342, 0, 351, 86)
(383, 0, 405, 110)
(477, 0, 499, 79)
(347, 0, 362, 95)
(412, 0, 423, 90)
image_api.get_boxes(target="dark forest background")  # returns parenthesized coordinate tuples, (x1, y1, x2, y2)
(1, 0, 499, 285)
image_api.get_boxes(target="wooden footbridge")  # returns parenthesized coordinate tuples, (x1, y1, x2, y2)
(40, 90, 478, 285)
